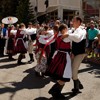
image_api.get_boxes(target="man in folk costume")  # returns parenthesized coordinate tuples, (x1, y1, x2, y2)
(62, 16, 87, 96)
(0, 23, 7, 56)
(15, 23, 27, 64)
(46, 24, 72, 99)
(6, 25, 17, 60)
(27, 22, 37, 63)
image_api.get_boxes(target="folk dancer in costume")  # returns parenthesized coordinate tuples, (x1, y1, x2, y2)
(46, 24, 72, 99)
(27, 22, 37, 63)
(14, 23, 27, 64)
(34, 25, 58, 76)
(6, 25, 17, 60)
(0, 23, 7, 56)
(62, 16, 87, 96)
(34, 29, 48, 76)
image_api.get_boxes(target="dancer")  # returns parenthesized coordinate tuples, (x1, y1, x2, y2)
(34, 26, 54, 76)
(62, 16, 87, 96)
(15, 23, 27, 64)
(6, 25, 17, 60)
(27, 22, 37, 63)
(46, 24, 72, 99)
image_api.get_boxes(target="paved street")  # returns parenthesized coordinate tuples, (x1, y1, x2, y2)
(0, 54, 100, 100)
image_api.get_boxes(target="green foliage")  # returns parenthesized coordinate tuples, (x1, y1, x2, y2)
(16, 0, 34, 25)
(0, 0, 19, 20)
(0, 0, 35, 25)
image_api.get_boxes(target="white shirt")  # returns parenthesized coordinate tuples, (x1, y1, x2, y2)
(48, 30, 54, 36)
(20, 28, 27, 35)
(10, 30, 17, 35)
(38, 30, 54, 44)
(68, 26, 86, 43)
(26, 28, 37, 35)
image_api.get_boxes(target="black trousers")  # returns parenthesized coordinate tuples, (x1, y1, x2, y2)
(0, 38, 6, 55)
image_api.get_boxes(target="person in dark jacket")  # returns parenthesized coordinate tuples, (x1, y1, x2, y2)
(0, 23, 7, 56)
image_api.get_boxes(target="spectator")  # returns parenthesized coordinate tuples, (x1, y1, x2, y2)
(87, 22, 99, 57)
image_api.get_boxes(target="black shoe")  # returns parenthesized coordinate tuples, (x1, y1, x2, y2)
(49, 83, 65, 99)
(52, 93, 65, 100)
(28, 54, 34, 64)
(79, 80, 84, 89)
(28, 60, 34, 64)
(9, 58, 16, 61)
(0, 54, 4, 57)
(71, 79, 80, 96)
(70, 89, 81, 96)
(35, 71, 41, 77)
(17, 62, 26, 65)
(72, 83, 83, 91)
(41, 72, 45, 77)
(72, 79, 84, 91)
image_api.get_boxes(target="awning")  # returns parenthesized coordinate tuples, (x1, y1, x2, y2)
(37, 6, 58, 17)
(46, 6, 58, 13)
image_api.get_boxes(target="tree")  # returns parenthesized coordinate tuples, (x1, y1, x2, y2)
(0, 0, 19, 21)
(16, 0, 34, 25)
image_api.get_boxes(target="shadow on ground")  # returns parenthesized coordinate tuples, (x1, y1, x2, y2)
(34, 92, 78, 100)
(0, 57, 16, 63)
(80, 59, 100, 78)
(34, 97, 52, 100)
(0, 68, 51, 100)
(0, 63, 18, 69)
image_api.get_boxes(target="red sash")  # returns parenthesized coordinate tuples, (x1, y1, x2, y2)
(39, 33, 58, 62)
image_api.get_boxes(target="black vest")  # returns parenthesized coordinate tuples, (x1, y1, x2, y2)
(30, 34, 36, 41)
(72, 39, 86, 56)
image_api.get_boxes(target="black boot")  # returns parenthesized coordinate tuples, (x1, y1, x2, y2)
(72, 79, 84, 91)
(78, 79, 84, 89)
(28, 54, 34, 63)
(48, 83, 65, 99)
(17, 54, 23, 65)
(8, 54, 15, 60)
(71, 79, 81, 96)
(0, 48, 4, 57)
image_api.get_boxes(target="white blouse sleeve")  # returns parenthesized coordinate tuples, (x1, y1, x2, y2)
(39, 35, 49, 38)
(39, 35, 54, 44)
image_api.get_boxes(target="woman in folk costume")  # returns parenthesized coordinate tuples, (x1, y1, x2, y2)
(45, 24, 72, 99)
(34, 25, 58, 76)
(14, 23, 27, 64)
(34, 28, 51, 76)
(6, 25, 17, 60)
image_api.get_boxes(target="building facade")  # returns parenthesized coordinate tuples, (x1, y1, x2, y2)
(30, 0, 83, 23)
(83, 0, 100, 21)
